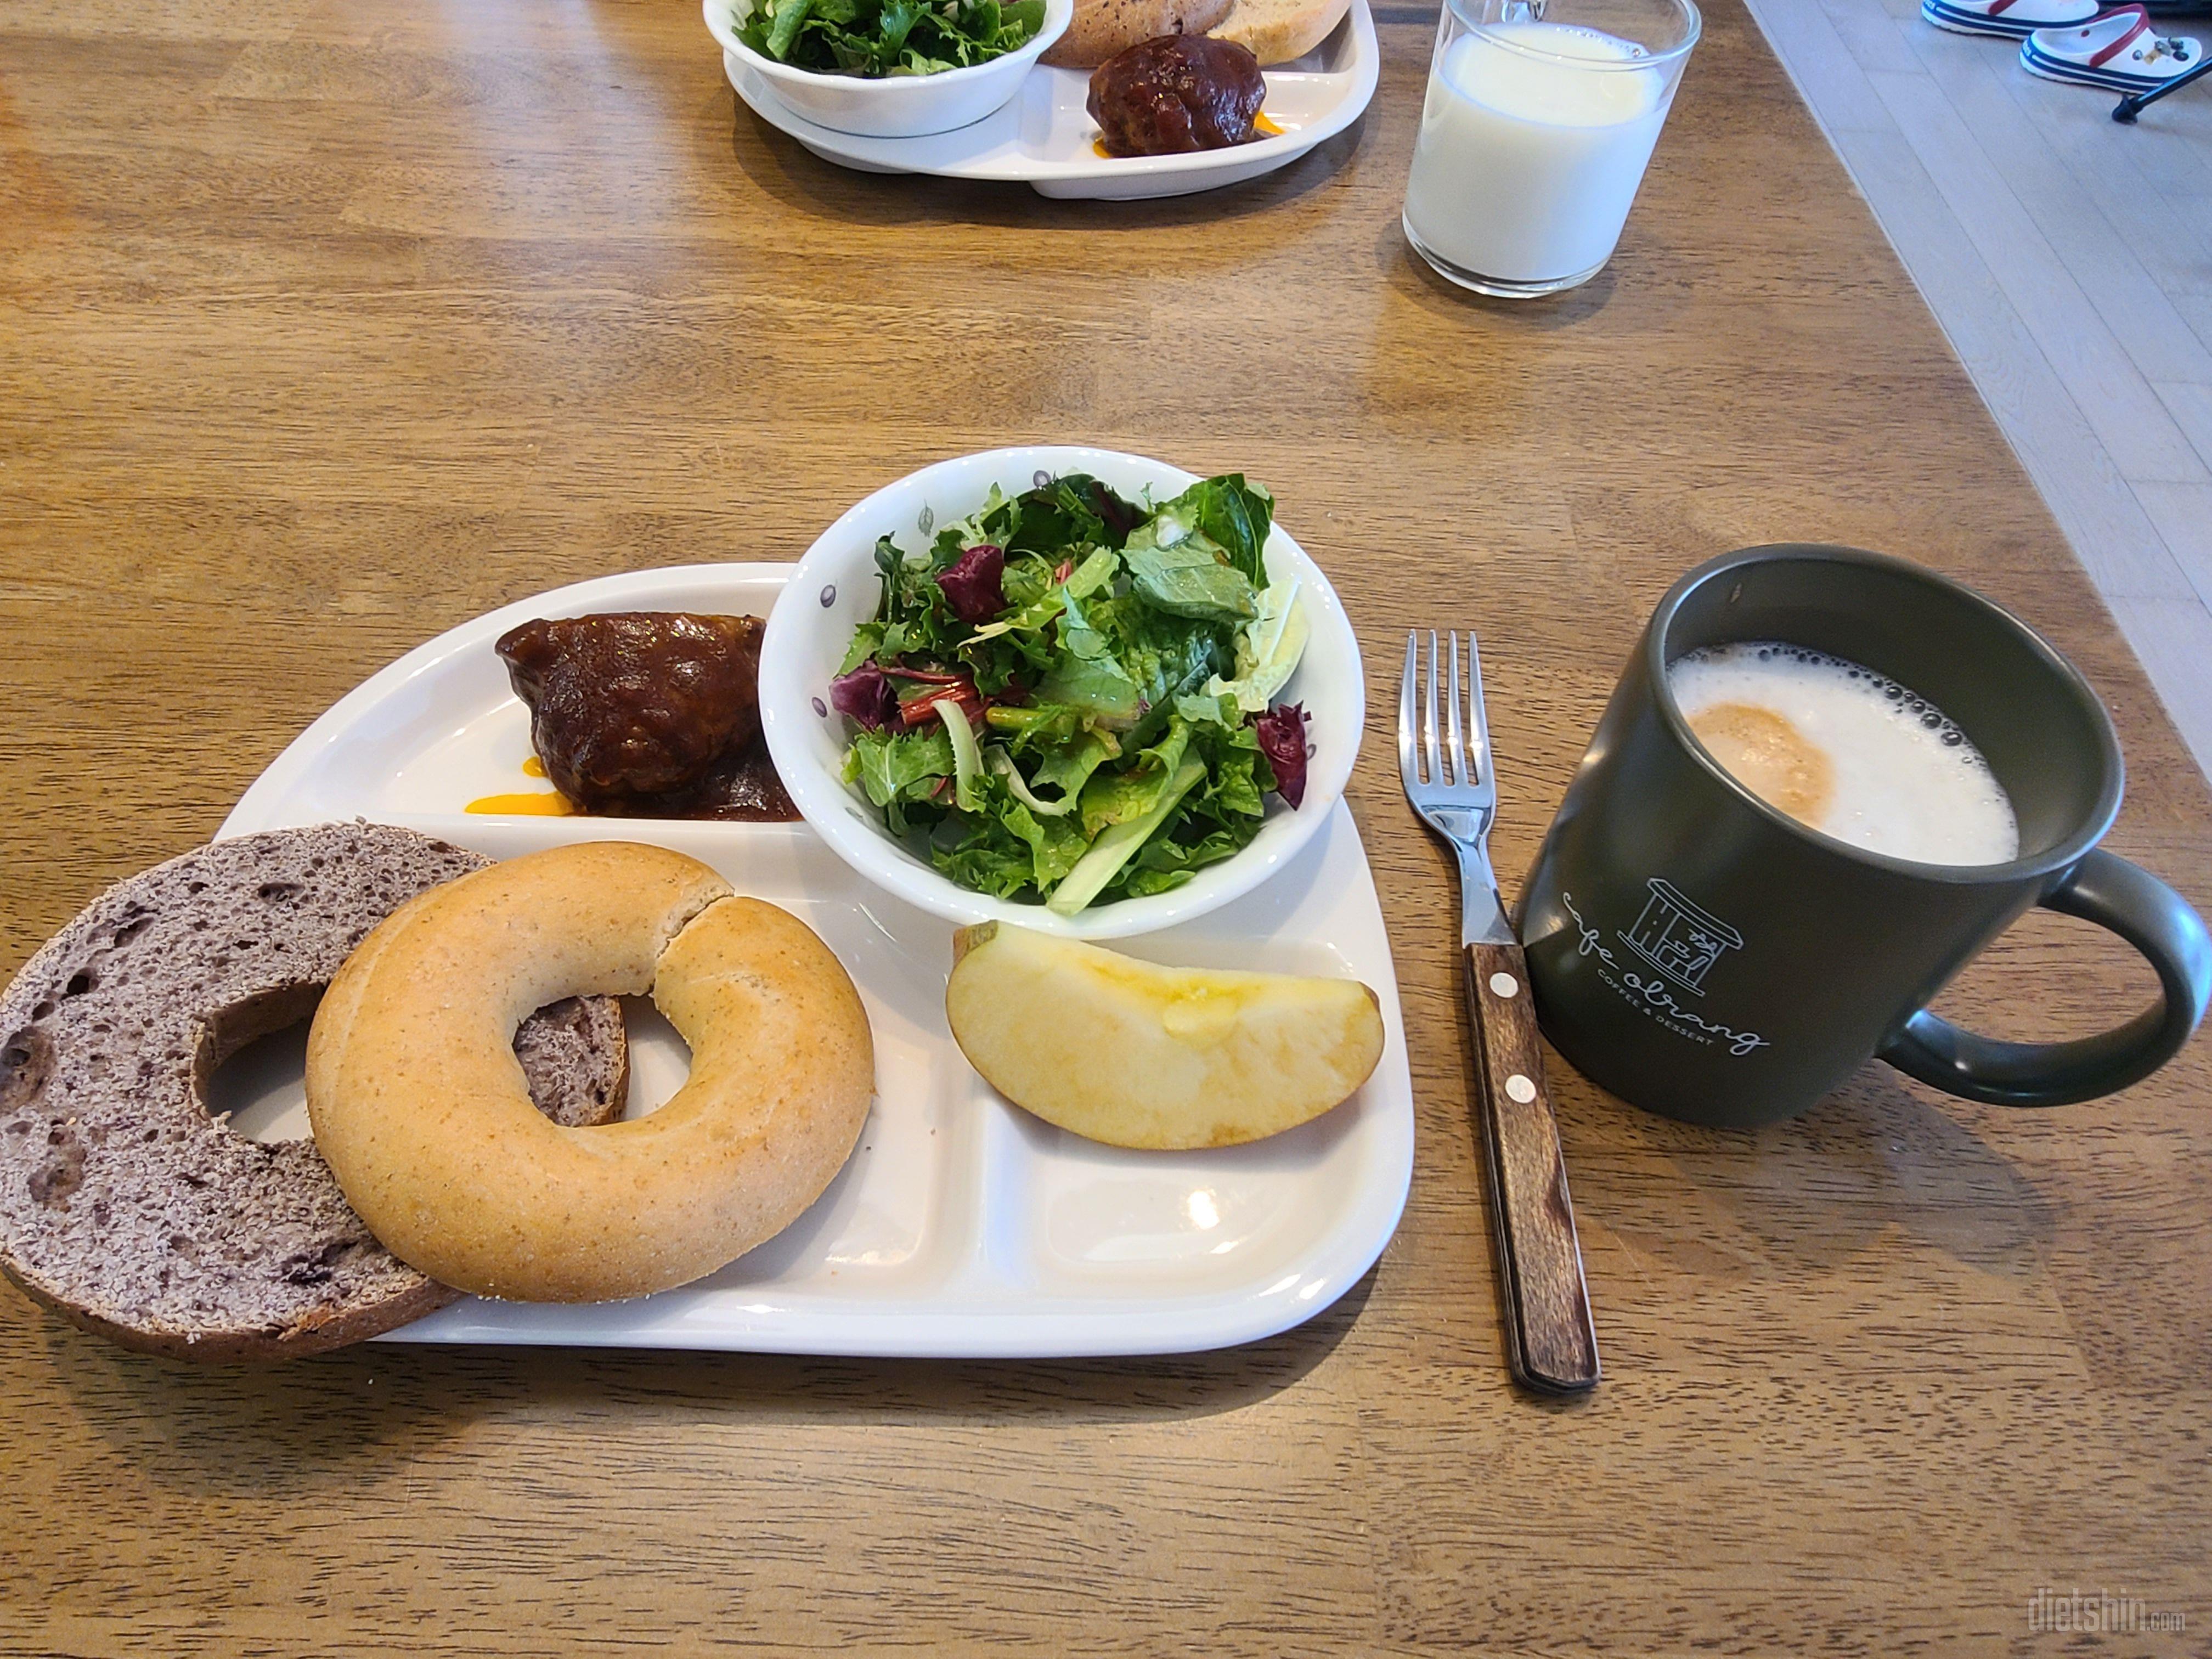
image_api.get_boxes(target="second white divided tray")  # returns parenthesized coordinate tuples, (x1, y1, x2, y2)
(719, 0, 1380, 201)
(221, 563, 1414, 1357)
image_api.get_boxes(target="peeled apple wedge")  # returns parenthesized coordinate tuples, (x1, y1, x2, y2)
(946, 922, 1386, 1150)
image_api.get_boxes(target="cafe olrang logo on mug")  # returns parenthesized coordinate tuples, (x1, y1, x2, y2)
(1619, 879, 1742, 995)
(1555, 880, 1771, 1058)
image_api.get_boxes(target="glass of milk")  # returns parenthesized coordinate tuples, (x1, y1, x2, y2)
(1402, 0, 1700, 297)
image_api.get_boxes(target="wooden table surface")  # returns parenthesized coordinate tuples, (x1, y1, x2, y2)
(3, 0, 2208, 1651)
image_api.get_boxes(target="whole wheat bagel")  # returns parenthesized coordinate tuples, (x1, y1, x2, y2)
(1209, 0, 1350, 63)
(305, 842, 874, 1303)
(1042, 0, 1233, 67)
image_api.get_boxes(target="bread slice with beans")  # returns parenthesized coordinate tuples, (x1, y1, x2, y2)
(0, 823, 628, 1362)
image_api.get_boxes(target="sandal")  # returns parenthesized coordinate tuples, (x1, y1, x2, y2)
(2022, 4, 2202, 88)
(1923, 0, 2099, 38)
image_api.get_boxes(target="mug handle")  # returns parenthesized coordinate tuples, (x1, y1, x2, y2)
(1877, 850, 2212, 1107)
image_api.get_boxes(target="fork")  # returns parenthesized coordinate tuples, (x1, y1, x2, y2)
(1400, 630, 1601, 1395)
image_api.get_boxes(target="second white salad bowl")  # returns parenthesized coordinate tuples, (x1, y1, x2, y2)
(704, 0, 1071, 139)
(758, 446, 1365, 941)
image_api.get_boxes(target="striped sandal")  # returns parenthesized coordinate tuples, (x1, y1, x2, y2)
(1923, 0, 2098, 38)
(2022, 4, 2202, 88)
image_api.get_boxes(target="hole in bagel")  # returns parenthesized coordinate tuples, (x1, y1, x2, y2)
(208, 1017, 316, 1143)
(201, 985, 325, 1144)
(195, 988, 648, 1143)
(618, 995, 693, 1120)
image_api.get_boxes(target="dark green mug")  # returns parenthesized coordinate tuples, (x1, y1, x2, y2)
(1519, 544, 2212, 1127)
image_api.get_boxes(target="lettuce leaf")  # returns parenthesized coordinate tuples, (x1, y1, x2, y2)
(989, 747, 1076, 817)
(1124, 542, 1257, 623)
(1077, 718, 1193, 838)
(1205, 576, 1308, 713)
(935, 702, 985, 812)
(1004, 796, 1089, 889)
(1124, 476, 1274, 588)
(1039, 596, 1144, 725)
(1028, 727, 1120, 802)
(844, 727, 953, 834)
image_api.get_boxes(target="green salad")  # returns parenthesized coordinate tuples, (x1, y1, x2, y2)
(830, 472, 1314, 916)
(735, 0, 1045, 77)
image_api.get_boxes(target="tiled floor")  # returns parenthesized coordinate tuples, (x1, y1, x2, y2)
(1742, 0, 2212, 776)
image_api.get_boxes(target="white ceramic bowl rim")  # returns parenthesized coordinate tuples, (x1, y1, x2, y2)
(757, 445, 1366, 941)
(710, 0, 1069, 86)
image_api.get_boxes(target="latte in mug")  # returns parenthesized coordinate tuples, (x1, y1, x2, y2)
(1668, 642, 2019, 866)
(1524, 544, 2209, 1128)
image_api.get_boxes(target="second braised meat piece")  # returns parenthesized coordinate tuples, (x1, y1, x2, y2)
(1088, 34, 1265, 156)
(496, 612, 766, 811)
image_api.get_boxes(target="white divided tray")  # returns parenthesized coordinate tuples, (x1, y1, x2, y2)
(221, 564, 1414, 1357)
(721, 0, 1380, 200)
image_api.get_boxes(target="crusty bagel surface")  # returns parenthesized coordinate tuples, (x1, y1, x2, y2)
(1209, 0, 1350, 64)
(305, 842, 874, 1303)
(1042, 0, 1233, 67)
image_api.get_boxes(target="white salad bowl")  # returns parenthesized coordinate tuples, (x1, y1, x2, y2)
(759, 445, 1365, 941)
(703, 0, 1071, 139)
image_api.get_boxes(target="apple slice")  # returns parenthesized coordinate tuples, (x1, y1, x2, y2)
(946, 922, 1385, 1149)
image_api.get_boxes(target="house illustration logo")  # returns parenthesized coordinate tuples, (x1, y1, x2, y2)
(1616, 879, 1743, 996)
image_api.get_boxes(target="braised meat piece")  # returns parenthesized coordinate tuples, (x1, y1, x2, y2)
(671, 743, 798, 822)
(496, 612, 768, 813)
(1088, 35, 1265, 157)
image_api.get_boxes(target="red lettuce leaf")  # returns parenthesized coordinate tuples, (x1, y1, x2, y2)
(935, 543, 1006, 625)
(1252, 702, 1311, 809)
(830, 659, 898, 731)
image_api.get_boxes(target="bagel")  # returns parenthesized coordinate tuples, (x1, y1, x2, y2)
(1208, 0, 1350, 65)
(306, 842, 875, 1302)
(0, 824, 630, 1361)
(1041, 0, 1233, 68)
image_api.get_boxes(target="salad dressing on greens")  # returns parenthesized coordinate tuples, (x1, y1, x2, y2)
(830, 472, 1313, 916)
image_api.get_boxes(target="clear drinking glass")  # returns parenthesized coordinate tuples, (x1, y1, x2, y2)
(1402, 0, 1701, 298)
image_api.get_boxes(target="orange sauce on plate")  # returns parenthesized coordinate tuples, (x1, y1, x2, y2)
(468, 753, 571, 814)
(465, 789, 574, 816)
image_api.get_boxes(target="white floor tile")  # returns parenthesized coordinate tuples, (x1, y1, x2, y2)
(2106, 597, 2212, 778)
(2132, 481, 2212, 609)
(2155, 381, 2212, 471)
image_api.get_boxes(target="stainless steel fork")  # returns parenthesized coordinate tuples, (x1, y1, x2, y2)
(1400, 630, 1600, 1395)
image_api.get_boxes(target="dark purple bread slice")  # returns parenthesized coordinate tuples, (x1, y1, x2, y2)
(0, 823, 629, 1362)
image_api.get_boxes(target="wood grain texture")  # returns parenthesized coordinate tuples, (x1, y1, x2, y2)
(3, 0, 2211, 1652)
(1465, 940, 1600, 1392)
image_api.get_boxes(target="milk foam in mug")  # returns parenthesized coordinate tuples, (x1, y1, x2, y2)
(1668, 642, 2021, 867)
